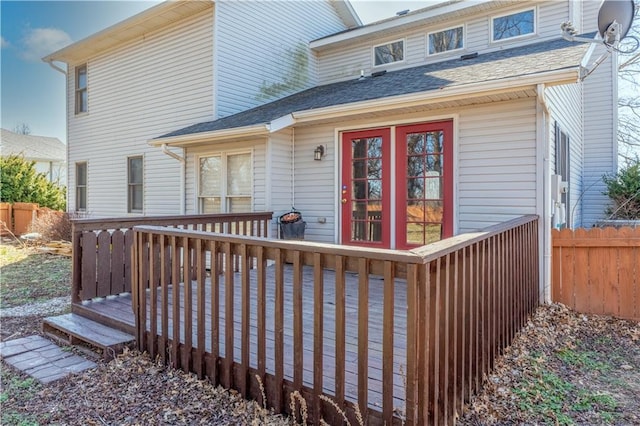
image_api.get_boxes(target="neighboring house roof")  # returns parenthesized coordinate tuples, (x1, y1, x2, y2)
(1, 128, 66, 162)
(155, 35, 593, 142)
(42, 0, 360, 64)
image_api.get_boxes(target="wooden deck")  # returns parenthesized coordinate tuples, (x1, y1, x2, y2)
(78, 264, 408, 410)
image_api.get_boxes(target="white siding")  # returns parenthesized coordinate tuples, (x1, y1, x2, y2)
(546, 83, 584, 227)
(457, 99, 538, 231)
(268, 129, 294, 224)
(67, 11, 214, 217)
(316, 1, 571, 84)
(579, 0, 617, 227)
(581, 53, 617, 226)
(292, 98, 538, 244)
(184, 139, 267, 215)
(214, 1, 348, 118)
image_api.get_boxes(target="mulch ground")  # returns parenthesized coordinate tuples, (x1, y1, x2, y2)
(2, 304, 638, 425)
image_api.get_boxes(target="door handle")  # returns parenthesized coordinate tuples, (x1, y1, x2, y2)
(341, 198, 347, 204)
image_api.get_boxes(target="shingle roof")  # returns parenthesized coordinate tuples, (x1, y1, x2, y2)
(1, 129, 66, 161)
(159, 35, 593, 139)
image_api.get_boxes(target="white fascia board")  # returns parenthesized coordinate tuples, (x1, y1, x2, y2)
(332, 0, 362, 27)
(292, 68, 580, 123)
(310, 0, 494, 51)
(149, 124, 270, 147)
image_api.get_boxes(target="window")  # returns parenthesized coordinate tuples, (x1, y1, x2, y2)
(555, 123, 571, 227)
(76, 162, 87, 211)
(492, 9, 535, 41)
(428, 26, 464, 55)
(128, 156, 143, 213)
(75, 64, 87, 114)
(199, 152, 252, 214)
(373, 40, 404, 66)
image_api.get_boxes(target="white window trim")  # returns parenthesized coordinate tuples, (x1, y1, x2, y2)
(196, 149, 254, 214)
(75, 64, 88, 116)
(427, 24, 465, 57)
(127, 155, 144, 214)
(490, 7, 537, 43)
(75, 161, 88, 212)
(372, 38, 406, 68)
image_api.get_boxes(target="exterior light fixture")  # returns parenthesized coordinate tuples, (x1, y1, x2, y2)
(314, 145, 325, 161)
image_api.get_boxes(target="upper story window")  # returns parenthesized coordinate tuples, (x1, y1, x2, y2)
(428, 26, 464, 55)
(75, 64, 87, 114)
(76, 162, 87, 211)
(128, 156, 143, 213)
(373, 40, 404, 66)
(492, 8, 535, 41)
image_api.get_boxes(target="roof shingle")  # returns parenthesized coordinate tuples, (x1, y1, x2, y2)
(159, 35, 593, 139)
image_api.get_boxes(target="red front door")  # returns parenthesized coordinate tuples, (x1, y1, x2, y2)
(341, 128, 392, 248)
(341, 121, 453, 249)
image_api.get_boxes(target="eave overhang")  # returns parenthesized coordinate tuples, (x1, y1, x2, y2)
(42, 1, 213, 64)
(150, 66, 580, 148)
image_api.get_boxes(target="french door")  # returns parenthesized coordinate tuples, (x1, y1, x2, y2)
(341, 121, 453, 249)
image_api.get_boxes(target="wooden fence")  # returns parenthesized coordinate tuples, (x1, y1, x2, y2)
(71, 212, 273, 305)
(132, 215, 539, 425)
(552, 227, 640, 321)
(0, 202, 40, 236)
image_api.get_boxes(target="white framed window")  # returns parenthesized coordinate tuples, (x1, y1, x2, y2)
(373, 39, 404, 66)
(198, 151, 252, 214)
(75, 64, 87, 114)
(75, 162, 87, 211)
(491, 8, 535, 42)
(428, 25, 464, 55)
(128, 156, 143, 213)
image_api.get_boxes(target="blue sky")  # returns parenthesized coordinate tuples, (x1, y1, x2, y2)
(0, 1, 441, 143)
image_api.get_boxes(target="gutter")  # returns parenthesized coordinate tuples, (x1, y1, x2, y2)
(45, 59, 67, 75)
(149, 124, 270, 147)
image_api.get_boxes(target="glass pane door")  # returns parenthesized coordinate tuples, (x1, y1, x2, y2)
(341, 128, 391, 247)
(396, 121, 453, 249)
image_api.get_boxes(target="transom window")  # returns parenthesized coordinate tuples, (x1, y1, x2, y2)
(75, 64, 87, 114)
(128, 156, 143, 213)
(492, 9, 535, 41)
(428, 26, 464, 55)
(75, 162, 87, 211)
(199, 152, 252, 214)
(373, 40, 404, 66)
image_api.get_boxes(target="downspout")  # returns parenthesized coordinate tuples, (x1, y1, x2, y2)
(536, 84, 552, 304)
(161, 144, 186, 215)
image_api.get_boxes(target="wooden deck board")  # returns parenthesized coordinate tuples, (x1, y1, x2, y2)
(76, 264, 408, 410)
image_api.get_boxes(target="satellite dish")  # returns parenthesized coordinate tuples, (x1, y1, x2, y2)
(597, 0, 636, 44)
(560, 0, 638, 80)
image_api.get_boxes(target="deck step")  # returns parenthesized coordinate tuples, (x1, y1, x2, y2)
(42, 313, 135, 360)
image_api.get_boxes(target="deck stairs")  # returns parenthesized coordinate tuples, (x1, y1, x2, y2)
(42, 313, 135, 361)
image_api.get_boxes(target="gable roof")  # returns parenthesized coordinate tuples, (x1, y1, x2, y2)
(1, 129, 66, 162)
(154, 35, 593, 144)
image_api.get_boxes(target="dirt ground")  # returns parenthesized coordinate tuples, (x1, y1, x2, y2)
(1, 242, 639, 425)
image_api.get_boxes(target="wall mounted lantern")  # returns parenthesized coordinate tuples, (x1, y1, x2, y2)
(314, 145, 325, 161)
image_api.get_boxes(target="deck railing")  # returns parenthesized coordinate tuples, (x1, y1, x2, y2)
(71, 213, 273, 303)
(131, 215, 539, 425)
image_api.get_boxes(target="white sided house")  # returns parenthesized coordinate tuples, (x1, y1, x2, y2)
(44, 0, 619, 300)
